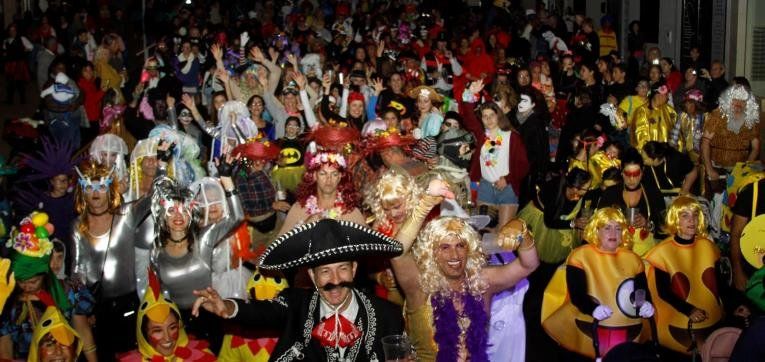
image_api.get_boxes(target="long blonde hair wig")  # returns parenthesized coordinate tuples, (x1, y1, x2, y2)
(412, 217, 488, 297)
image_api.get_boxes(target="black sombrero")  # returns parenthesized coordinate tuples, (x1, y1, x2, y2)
(258, 219, 403, 270)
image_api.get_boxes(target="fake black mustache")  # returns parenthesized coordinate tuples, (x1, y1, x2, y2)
(318, 281, 354, 291)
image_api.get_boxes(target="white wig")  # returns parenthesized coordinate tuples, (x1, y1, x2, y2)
(90, 134, 129, 177)
(718, 84, 760, 133)
(219, 100, 259, 149)
(190, 177, 229, 227)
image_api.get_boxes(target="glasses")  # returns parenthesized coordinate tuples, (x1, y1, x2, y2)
(79, 178, 113, 193)
(623, 169, 642, 178)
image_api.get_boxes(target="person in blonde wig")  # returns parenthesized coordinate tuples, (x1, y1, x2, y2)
(127, 137, 174, 202)
(542, 207, 654, 358)
(390, 179, 539, 361)
(644, 196, 723, 354)
(363, 170, 423, 305)
(364, 169, 423, 237)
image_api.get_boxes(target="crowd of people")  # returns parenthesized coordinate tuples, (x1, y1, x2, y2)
(1, 0, 765, 361)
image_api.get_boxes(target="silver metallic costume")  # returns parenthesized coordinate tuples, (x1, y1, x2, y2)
(152, 181, 244, 309)
(71, 195, 152, 298)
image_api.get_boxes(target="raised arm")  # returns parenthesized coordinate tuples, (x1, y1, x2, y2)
(198, 157, 245, 250)
(484, 219, 540, 294)
(390, 180, 450, 307)
(295, 71, 318, 129)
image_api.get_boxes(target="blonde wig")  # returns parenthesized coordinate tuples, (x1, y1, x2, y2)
(582, 207, 631, 249)
(663, 196, 707, 238)
(74, 160, 122, 236)
(412, 217, 488, 297)
(128, 137, 174, 201)
(363, 169, 422, 227)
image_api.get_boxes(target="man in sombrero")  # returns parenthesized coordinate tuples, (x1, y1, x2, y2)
(191, 219, 405, 361)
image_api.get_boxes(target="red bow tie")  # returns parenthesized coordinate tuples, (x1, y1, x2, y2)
(311, 313, 362, 348)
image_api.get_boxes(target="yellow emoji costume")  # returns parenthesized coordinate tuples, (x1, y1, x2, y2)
(542, 208, 648, 358)
(644, 196, 722, 354)
(28, 292, 82, 362)
(119, 269, 215, 362)
(218, 269, 288, 362)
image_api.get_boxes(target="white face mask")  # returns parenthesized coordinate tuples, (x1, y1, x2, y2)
(517, 95, 534, 113)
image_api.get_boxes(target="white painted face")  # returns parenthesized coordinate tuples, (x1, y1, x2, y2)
(517, 94, 534, 113)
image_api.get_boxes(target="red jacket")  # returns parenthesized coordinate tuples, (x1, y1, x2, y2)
(460, 101, 530, 194)
(78, 77, 105, 122)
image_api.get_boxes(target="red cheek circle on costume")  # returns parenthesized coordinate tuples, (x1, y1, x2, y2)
(170, 329, 179, 341)
(671, 272, 690, 300)
(702, 267, 718, 297)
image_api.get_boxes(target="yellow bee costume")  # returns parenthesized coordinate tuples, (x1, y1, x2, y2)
(217, 269, 288, 362)
(28, 293, 82, 362)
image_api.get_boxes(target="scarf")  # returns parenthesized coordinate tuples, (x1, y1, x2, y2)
(432, 292, 489, 362)
(177, 53, 196, 75)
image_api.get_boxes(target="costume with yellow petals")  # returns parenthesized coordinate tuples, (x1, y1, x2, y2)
(542, 208, 648, 358)
(218, 269, 289, 361)
(645, 197, 722, 354)
(119, 269, 216, 362)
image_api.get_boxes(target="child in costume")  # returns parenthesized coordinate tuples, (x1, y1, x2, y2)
(118, 269, 216, 361)
(542, 208, 655, 359)
(644, 196, 723, 354)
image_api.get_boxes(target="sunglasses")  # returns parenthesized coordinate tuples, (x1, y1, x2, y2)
(623, 169, 642, 178)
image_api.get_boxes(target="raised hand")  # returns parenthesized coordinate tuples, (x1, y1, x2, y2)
(0, 259, 15, 311)
(293, 71, 306, 90)
(192, 287, 232, 318)
(250, 46, 265, 63)
(372, 77, 385, 96)
(268, 47, 279, 62)
(426, 178, 454, 199)
(286, 53, 299, 68)
(165, 94, 176, 109)
(181, 93, 197, 111)
(239, 31, 250, 48)
(215, 68, 230, 83)
(376, 40, 385, 58)
(211, 43, 223, 61)
(468, 79, 485, 94)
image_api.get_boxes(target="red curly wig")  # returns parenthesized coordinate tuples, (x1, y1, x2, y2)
(295, 155, 360, 213)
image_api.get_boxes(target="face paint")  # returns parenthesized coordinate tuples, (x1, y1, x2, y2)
(517, 94, 534, 113)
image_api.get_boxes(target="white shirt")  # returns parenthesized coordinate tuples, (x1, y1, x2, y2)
(480, 129, 511, 183)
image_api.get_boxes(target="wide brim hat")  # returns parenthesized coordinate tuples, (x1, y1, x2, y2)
(407, 85, 444, 102)
(258, 219, 403, 270)
(307, 122, 361, 152)
(232, 141, 281, 161)
(365, 129, 416, 153)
